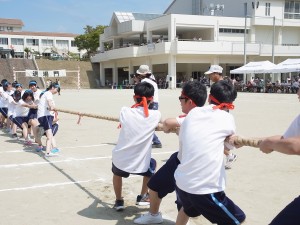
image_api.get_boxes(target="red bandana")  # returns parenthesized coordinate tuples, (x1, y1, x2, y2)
(132, 95, 153, 117)
(208, 94, 235, 110)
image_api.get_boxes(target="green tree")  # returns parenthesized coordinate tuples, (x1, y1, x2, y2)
(74, 25, 106, 57)
(24, 47, 31, 59)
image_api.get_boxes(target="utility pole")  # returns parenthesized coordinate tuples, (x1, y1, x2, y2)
(244, 2, 247, 65)
(272, 16, 275, 63)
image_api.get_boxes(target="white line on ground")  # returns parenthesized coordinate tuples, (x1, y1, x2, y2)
(0, 178, 105, 192)
(0, 144, 110, 154)
(0, 151, 175, 168)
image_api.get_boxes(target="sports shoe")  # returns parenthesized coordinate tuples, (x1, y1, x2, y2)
(136, 193, 150, 206)
(152, 143, 162, 148)
(24, 140, 33, 146)
(36, 146, 45, 152)
(51, 148, 60, 153)
(44, 152, 58, 157)
(134, 212, 163, 224)
(225, 153, 237, 169)
(11, 133, 18, 139)
(113, 199, 124, 211)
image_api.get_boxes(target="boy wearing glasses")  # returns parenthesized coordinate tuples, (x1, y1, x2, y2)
(112, 82, 161, 211)
(135, 81, 207, 224)
(174, 80, 245, 225)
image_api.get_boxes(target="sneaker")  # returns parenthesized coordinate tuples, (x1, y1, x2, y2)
(136, 193, 150, 206)
(152, 143, 162, 148)
(11, 133, 18, 139)
(225, 153, 237, 169)
(51, 148, 60, 153)
(24, 140, 33, 146)
(113, 199, 124, 211)
(134, 212, 163, 224)
(36, 146, 45, 152)
(44, 152, 58, 157)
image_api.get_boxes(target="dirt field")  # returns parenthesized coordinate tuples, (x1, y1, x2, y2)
(0, 89, 299, 225)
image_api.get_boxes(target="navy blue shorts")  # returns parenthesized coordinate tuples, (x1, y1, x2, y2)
(0, 107, 8, 118)
(52, 123, 59, 136)
(270, 195, 300, 225)
(148, 152, 180, 199)
(28, 108, 38, 119)
(14, 116, 30, 129)
(112, 158, 157, 178)
(176, 188, 246, 225)
(38, 116, 54, 131)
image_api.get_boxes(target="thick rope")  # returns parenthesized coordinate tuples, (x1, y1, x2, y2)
(55, 108, 262, 148)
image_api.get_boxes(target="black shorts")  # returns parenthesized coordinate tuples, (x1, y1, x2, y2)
(38, 116, 54, 131)
(28, 108, 38, 120)
(148, 152, 180, 199)
(112, 158, 157, 178)
(176, 188, 246, 225)
(0, 107, 8, 118)
(270, 195, 300, 225)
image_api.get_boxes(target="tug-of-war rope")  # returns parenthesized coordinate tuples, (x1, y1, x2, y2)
(54, 108, 262, 148)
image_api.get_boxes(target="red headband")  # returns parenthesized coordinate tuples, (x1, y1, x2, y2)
(181, 92, 197, 107)
(208, 94, 235, 110)
(132, 95, 153, 117)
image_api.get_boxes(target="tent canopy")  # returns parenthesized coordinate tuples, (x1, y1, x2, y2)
(230, 61, 276, 74)
(265, 58, 300, 73)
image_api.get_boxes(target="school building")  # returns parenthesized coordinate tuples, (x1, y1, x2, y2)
(0, 18, 83, 59)
(91, 0, 300, 88)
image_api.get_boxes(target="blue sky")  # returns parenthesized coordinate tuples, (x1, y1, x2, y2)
(0, 0, 173, 34)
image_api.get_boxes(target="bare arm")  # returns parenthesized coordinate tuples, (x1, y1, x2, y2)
(163, 118, 180, 134)
(260, 135, 300, 155)
(47, 99, 55, 111)
(21, 103, 37, 109)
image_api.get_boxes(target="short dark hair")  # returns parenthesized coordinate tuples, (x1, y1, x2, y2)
(182, 81, 207, 107)
(134, 82, 154, 103)
(13, 90, 22, 102)
(22, 90, 35, 102)
(210, 80, 237, 103)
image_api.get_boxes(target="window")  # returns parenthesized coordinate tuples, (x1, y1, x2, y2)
(0, 38, 8, 45)
(71, 40, 76, 47)
(41, 39, 54, 46)
(0, 26, 4, 31)
(265, 3, 271, 16)
(56, 40, 68, 48)
(7, 26, 13, 31)
(26, 39, 39, 46)
(285, 1, 300, 19)
(11, 38, 24, 45)
(219, 28, 248, 34)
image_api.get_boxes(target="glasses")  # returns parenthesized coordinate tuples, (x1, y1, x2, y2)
(178, 96, 188, 101)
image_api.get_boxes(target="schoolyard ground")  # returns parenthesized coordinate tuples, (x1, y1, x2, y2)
(0, 88, 299, 225)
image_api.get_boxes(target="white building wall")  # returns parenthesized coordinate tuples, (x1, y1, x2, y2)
(281, 28, 300, 45)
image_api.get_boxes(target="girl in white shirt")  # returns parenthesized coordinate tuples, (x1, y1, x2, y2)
(13, 90, 38, 145)
(37, 84, 60, 157)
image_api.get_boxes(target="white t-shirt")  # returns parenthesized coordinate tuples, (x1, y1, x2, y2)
(7, 96, 16, 118)
(175, 105, 235, 195)
(0, 91, 10, 108)
(14, 100, 30, 117)
(112, 106, 161, 173)
(33, 89, 42, 104)
(38, 91, 54, 118)
(141, 78, 159, 103)
(0, 87, 3, 107)
(283, 114, 300, 138)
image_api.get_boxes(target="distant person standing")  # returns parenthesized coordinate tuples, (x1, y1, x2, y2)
(205, 65, 237, 169)
(134, 65, 162, 148)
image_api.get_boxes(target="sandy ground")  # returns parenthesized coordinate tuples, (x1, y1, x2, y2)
(0, 88, 299, 225)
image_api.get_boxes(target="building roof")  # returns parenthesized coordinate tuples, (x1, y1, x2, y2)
(113, 12, 163, 23)
(163, 0, 176, 14)
(0, 31, 78, 38)
(0, 18, 24, 26)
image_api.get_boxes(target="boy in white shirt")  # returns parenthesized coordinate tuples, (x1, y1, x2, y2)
(174, 80, 245, 225)
(112, 82, 161, 211)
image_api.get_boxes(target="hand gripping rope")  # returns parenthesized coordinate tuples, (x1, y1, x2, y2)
(54, 108, 262, 148)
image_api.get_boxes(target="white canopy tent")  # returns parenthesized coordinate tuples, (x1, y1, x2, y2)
(230, 61, 276, 74)
(265, 58, 300, 73)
